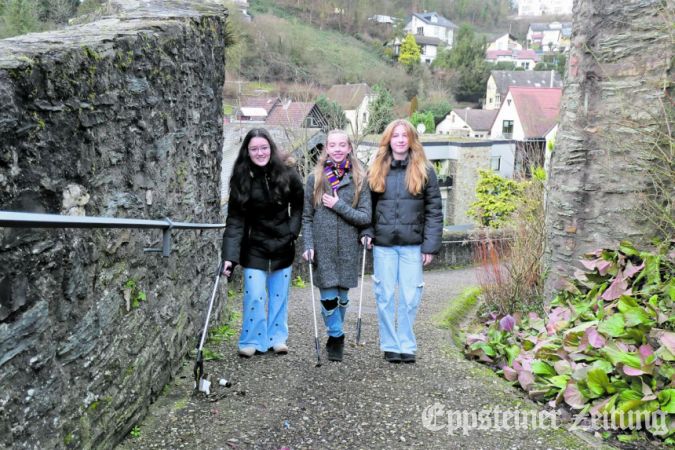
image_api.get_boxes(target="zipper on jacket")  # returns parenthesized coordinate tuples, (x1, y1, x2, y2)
(264, 175, 271, 195)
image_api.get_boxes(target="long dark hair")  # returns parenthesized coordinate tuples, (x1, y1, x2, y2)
(229, 128, 295, 207)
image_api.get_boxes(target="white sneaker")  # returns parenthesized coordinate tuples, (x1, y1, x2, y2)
(238, 347, 256, 357)
(272, 343, 288, 355)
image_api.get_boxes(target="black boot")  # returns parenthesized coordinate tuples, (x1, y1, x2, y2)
(326, 335, 345, 362)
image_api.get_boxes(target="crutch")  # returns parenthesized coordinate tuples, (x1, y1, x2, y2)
(355, 244, 367, 346)
(194, 261, 226, 394)
(308, 261, 322, 367)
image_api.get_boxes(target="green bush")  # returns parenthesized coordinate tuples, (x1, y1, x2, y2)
(410, 111, 435, 134)
(468, 170, 526, 228)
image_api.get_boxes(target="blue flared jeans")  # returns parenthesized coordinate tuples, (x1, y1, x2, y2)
(372, 245, 424, 354)
(239, 266, 292, 352)
(319, 287, 350, 338)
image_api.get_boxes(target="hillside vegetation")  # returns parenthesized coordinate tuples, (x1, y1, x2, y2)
(227, 9, 416, 101)
(250, 0, 514, 34)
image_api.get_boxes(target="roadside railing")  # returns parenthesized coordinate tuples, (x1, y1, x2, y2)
(0, 211, 225, 257)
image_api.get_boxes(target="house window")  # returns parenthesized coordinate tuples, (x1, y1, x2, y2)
(502, 120, 513, 137)
(495, 94, 500, 105)
(305, 116, 318, 127)
(417, 26, 424, 35)
(490, 156, 501, 171)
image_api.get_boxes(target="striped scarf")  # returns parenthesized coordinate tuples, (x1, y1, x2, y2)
(323, 158, 351, 192)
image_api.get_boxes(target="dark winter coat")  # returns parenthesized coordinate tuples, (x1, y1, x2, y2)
(221, 164, 304, 271)
(365, 158, 443, 254)
(302, 172, 372, 289)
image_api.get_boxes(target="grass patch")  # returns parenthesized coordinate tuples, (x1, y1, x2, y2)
(208, 322, 237, 344)
(245, 81, 275, 91)
(172, 398, 189, 411)
(438, 287, 481, 346)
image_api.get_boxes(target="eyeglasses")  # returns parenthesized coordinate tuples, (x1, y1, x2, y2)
(248, 145, 270, 154)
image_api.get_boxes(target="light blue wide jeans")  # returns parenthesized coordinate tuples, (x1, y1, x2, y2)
(239, 266, 292, 352)
(319, 287, 350, 338)
(372, 245, 424, 354)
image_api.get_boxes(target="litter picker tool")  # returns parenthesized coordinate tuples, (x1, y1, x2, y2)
(355, 244, 367, 346)
(194, 261, 227, 394)
(308, 260, 322, 367)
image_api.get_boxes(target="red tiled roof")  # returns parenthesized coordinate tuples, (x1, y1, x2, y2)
(509, 87, 562, 139)
(486, 50, 512, 58)
(514, 49, 539, 61)
(265, 101, 315, 128)
(486, 49, 540, 62)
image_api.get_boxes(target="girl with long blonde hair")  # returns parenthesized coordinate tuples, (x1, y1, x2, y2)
(302, 130, 372, 362)
(361, 119, 443, 364)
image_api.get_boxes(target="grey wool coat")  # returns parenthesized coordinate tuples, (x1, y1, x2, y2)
(302, 171, 372, 289)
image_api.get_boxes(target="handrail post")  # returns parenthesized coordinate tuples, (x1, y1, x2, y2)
(162, 218, 174, 257)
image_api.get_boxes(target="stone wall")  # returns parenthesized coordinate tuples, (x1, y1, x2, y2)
(0, 2, 227, 448)
(450, 146, 492, 225)
(544, 0, 672, 294)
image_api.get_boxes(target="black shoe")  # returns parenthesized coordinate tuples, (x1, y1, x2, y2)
(384, 351, 401, 363)
(326, 335, 344, 362)
(400, 353, 416, 363)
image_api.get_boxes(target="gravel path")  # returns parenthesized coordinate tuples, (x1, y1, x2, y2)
(117, 268, 610, 450)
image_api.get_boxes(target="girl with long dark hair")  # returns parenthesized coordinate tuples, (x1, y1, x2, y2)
(221, 128, 304, 357)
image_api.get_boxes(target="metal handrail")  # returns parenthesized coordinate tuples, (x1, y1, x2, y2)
(0, 211, 225, 257)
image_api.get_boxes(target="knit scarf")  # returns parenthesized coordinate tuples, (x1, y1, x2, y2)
(323, 158, 351, 192)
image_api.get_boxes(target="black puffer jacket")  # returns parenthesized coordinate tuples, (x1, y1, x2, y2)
(221, 164, 304, 271)
(366, 158, 443, 254)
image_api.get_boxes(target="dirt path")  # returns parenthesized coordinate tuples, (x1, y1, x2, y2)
(117, 268, 610, 450)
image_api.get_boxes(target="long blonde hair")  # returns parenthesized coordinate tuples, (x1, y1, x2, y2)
(368, 119, 430, 195)
(312, 130, 366, 207)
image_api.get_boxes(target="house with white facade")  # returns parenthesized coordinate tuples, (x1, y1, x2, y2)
(487, 33, 522, 52)
(518, 0, 573, 16)
(527, 22, 572, 51)
(394, 12, 457, 64)
(490, 86, 562, 141)
(484, 70, 562, 110)
(436, 109, 498, 138)
(325, 83, 374, 135)
(490, 86, 562, 173)
(485, 49, 540, 70)
(368, 14, 397, 24)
